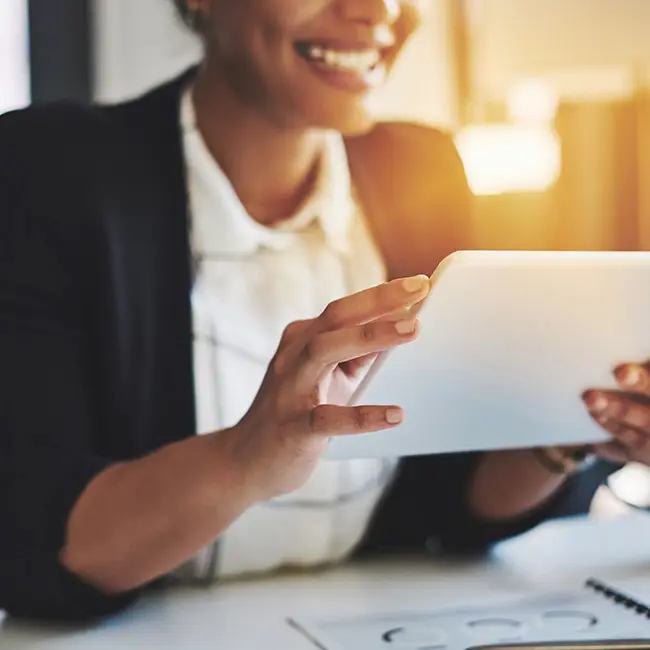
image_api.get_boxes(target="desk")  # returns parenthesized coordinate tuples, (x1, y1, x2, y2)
(3, 514, 650, 650)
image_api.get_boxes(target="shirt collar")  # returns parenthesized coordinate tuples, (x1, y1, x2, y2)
(180, 86, 355, 256)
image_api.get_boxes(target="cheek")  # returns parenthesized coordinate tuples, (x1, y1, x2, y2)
(268, 0, 330, 24)
(214, 0, 324, 63)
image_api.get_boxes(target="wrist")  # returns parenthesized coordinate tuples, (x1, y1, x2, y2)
(531, 445, 595, 476)
(468, 448, 568, 520)
(208, 426, 267, 506)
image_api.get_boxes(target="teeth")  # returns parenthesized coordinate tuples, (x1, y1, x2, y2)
(305, 46, 381, 73)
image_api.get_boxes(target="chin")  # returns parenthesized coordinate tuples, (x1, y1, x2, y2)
(320, 116, 377, 137)
(288, 42, 399, 135)
(336, 112, 377, 137)
(299, 98, 379, 136)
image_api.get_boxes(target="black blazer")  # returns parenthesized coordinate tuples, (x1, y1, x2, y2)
(0, 70, 600, 622)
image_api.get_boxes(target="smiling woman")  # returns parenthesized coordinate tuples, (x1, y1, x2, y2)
(181, 0, 422, 134)
(0, 0, 614, 624)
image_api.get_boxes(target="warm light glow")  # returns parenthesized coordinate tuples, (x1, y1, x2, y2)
(455, 124, 562, 196)
(507, 78, 559, 124)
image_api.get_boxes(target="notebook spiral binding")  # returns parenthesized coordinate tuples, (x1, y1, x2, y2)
(586, 579, 650, 618)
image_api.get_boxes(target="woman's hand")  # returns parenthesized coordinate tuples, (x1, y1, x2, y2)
(219, 275, 430, 502)
(61, 276, 427, 593)
(583, 362, 650, 465)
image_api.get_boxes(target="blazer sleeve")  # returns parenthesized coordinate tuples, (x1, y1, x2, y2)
(353, 122, 613, 557)
(0, 131, 139, 621)
(358, 452, 614, 557)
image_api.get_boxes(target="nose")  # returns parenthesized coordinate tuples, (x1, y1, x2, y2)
(337, 0, 402, 26)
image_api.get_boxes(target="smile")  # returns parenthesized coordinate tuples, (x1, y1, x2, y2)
(295, 43, 383, 75)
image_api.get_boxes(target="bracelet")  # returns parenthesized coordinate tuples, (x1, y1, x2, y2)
(532, 446, 593, 475)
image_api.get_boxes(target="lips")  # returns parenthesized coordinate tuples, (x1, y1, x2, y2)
(294, 42, 385, 76)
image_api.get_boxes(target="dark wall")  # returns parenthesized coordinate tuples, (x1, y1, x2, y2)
(29, 0, 92, 104)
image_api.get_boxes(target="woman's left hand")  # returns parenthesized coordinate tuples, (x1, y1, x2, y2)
(471, 363, 650, 521)
(583, 362, 650, 465)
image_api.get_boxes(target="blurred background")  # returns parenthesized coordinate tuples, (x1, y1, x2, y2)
(7, 0, 650, 251)
(3, 0, 650, 515)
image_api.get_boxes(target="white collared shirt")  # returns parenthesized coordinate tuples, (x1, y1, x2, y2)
(179, 87, 396, 580)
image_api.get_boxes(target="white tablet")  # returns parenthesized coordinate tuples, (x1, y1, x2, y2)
(326, 250, 650, 460)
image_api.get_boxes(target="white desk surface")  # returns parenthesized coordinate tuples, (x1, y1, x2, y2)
(3, 513, 650, 650)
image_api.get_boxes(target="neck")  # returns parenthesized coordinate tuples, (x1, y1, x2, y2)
(192, 63, 326, 226)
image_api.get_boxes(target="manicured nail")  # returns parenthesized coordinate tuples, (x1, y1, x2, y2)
(386, 408, 403, 424)
(403, 275, 428, 293)
(395, 319, 416, 335)
(582, 390, 608, 413)
(614, 364, 644, 388)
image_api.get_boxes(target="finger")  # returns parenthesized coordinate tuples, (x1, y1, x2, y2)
(377, 288, 432, 322)
(280, 319, 315, 346)
(378, 307, 418, 322)
(297, 318, 419, 385)
(613, 363, 650, 396)
(582, 390, 650, 433)
(314, 275, 430, 333)
(593, 441, 630, 465)
(308, 404, 404, 436)
(588, 411, 648, 452)
(272, 320, 319, 376)
(378, 269, 439, 323)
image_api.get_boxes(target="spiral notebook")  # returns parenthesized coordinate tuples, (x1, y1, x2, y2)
(289, 578, 650, 650)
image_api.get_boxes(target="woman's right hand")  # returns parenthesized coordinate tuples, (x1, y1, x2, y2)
(220, 275, 430, 502)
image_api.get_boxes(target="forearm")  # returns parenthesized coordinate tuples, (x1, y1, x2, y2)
(61, 429, 253, 594)
(467, 448, 567, 521)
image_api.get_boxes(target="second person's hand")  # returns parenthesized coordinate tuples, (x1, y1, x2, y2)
(219, 275, 431, 502)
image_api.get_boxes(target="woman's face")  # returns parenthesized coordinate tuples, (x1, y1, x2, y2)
(197, 0, 424, 133)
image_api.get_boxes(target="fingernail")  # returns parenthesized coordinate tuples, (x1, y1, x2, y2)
(582, 390, 608, 413)
(403, 275, 428, 293)
(614, 363, 644, 388)
(385, 408, 403, 424)
(395, 319, 416, 335)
